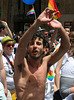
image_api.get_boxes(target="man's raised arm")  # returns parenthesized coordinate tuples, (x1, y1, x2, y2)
(1, 21, 13, 38)
(46, 19, 70, 66)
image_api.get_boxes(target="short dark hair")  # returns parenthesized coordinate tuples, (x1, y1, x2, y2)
(31, 32, 50, 48)
(0, 23, 5, 32)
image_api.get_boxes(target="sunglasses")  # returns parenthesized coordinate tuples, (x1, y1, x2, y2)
(6, 44, 15, 47)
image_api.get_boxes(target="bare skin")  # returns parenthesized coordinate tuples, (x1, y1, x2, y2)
(0, 20, 13, 38)
(0, 50, 8, 97)
(14, 8, 70, 100)
(54, 56, 64, 91)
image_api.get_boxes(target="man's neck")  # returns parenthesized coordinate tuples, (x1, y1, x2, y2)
(28, 56, 42, 68)
(3, 51, 12, 56)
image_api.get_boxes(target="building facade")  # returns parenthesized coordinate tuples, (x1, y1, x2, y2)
(0, 0, 74, 33)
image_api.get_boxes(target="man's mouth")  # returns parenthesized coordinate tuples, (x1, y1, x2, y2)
(32, 50, 38, 54)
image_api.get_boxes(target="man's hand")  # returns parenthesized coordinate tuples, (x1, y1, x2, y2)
(47, 19, 62, 29)
(37, 8, 59, 25)
(4, 88, 8, 97)
(1, 21, 8, 27)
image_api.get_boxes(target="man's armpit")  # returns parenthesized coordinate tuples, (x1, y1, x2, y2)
(18, 63, 22, 72)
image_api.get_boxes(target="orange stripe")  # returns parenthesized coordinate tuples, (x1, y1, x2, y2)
(27, 8, 34, 13)
(48, 0, 55, 9)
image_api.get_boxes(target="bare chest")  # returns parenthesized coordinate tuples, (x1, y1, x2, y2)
(15, 61, 47, 100)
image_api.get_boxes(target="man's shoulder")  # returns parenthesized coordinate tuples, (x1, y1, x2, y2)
(43, 54, 51, 60)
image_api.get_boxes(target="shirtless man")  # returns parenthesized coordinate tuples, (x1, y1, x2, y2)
(14, 8, 70, 100)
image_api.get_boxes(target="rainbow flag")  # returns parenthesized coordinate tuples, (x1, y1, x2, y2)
(47, 70, 54, 81)
(11, 61, 14, 71)
(48, 0, 61, 19)
(26, 8, 35, 16)
(53, 40, 59, 48)
(54, 40, 58, 45)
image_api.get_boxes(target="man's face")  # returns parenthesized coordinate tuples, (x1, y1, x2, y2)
(70, 37, 74, 48)
(3, 41, 15, 55)
(28, 37, 44, 59)
(44, 31, 49, 38)
(65, 28, 70, 35)
(1, 28, 8, 36)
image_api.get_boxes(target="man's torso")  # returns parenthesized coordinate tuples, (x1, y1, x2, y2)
(14, 58, 48, 100)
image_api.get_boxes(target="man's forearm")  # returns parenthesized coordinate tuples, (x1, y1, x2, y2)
(5, 25, 13, 38)
(59, 25, 70, 51)
(19, 19, 41, 48)
(0, 53, 7, 91)
(49, 29, 58, 47)
(1, 68, 7, 90)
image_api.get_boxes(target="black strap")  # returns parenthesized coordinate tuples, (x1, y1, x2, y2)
(3, 52, 14, 72)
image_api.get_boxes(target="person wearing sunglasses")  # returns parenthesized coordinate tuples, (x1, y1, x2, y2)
(1, 36, 16, 100)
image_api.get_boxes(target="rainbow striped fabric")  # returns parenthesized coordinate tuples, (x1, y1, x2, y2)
(48, 0, 61, 19)
(47, 70, 54, 81)
(11, 61, 14, 71)
(53, 40, 59, 48)
(26, 8, 35, 16)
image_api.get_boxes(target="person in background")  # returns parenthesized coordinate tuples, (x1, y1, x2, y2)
(60, 31, 74, 99)
(1, 36, 16, 100)
(53, 27, 71, 100)
(13, 35, 19, 54)
(64, 27, 70, 35)
(54, 31, 74, 100)
(14, 8, 70, 100)
(44, 29, 58, 100)
(0, 20, 13, 40)
(18, 31, 23, 39)
(0, 20, 13, 54)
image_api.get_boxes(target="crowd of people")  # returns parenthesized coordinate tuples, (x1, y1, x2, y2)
(0, 7, 74, 100)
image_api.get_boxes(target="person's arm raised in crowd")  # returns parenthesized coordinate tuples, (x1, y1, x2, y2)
(48, 29, 58, 48)
(15, 8, 59, 64)
(0, 50, 8, 97)
(45, 19, 70, 66)
(1, 20, 13, 38)
(54, 56, 64, 91)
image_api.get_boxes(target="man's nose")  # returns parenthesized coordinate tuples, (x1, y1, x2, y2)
(33, 43, 37, 48)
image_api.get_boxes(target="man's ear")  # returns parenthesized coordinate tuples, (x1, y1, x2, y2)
(43, 47, 47, 55)
(26, 47, 29, 54)
(43, 47, 46, 53)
